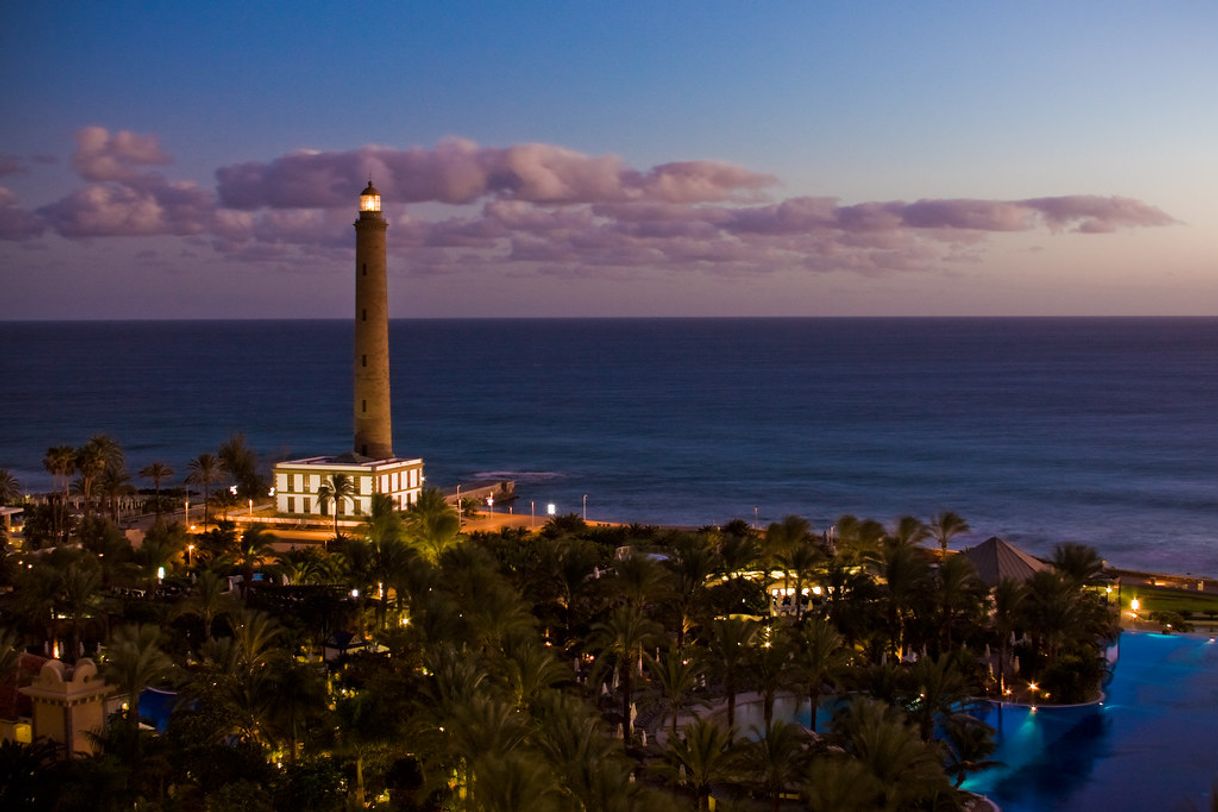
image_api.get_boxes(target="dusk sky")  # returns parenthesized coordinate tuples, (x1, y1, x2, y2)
(2, 2, 1215, 318)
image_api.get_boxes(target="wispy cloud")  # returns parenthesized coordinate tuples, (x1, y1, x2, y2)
(5, 127, 1178, 281)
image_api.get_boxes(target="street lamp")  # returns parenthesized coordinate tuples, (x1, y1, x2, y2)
(530, 500, 535, 528)
(186, 544, 195, 568)
(547, 503, 556, 518)
(486, 495, 494, 515)
(582, 494, 588, 522)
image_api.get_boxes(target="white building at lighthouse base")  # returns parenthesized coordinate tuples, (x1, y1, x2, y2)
(273, 453, 424, 518)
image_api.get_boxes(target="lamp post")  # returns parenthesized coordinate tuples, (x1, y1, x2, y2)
(547, 503, 556, 519)
(487, 495, 494, 515)
(753, 506, 758, 529)
(530, 500, 535, 529)
(186, 544, 195, 568)
(582, 494, 588, 522)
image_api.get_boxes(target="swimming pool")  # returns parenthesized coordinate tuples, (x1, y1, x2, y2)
(963, 631, 1218, 811)
(734, 632, 1218, 810)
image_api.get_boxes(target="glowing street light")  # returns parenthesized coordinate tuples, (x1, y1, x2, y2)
(547, 502, 557, 517)
(582, 494, 588, 521)
(186, 544, 195, 568)
(486, 494, 494, 515)
(1130, 597, 1141, 612)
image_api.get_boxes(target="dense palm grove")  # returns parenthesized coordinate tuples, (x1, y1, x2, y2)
(0, 438, 1118, 810)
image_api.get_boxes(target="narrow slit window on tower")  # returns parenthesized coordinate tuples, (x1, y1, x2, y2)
(361, 308, 367, 321)
(361, 354, 367, 367)
(362, 399, 367, 413)
(362, 263, 367, 276)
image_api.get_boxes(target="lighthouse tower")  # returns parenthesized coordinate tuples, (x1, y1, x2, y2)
(272, 183, 425, 520)
(353, 181, 393, 459)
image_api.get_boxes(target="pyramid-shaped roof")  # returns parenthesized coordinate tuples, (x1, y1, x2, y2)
(960, 536, 1052, 587)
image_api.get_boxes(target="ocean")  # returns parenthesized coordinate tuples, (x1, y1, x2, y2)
(1, 318, 1215, 576)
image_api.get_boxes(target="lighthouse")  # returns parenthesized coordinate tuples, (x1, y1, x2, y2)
(353, 181, 393, 459)
(272, 184, 425, 519)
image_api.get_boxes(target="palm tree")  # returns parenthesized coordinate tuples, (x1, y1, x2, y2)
(501, 639, 569, 708)
(404, 486, 462, 561)
(56, 557, 103, 661)
(668, 536, 717, 648)
(803, 757, 883, 812)
(43, 445, 76, 537)
(752, 628, 795, 728)
(97, 465, 134, 523)
(175, 570, 237, 643)
(533, 691, 651, 811)
(937, 553, 987, 651)
(831, 697, 955, 809)
(103, 624, 174, 727)
(613, 551, 669, 609)
(776, 539, 822, 621)
(1053, 542, 1105, 585)
(266, 660, 327, 764)
(703, 616, 758, 735)
(138, 462, 173, 520)
(657, 717, 736, 812)
(235, 524, 275, 599)
(740, 720, 810, 812)
(217, 433, 262, 498)
(905, 654, 974, 741)
(646, 649, 707, 738)
(590, 604, 662, 744)
(185, 453, 221, 527)
(928, 510, 970, 560)
(316, 472, 356, 542)
(76, 434, 124, 516)
(789, 616, 848, 733)
(0, 470, 19, 504)
(879, 540, 931, 658)
(889, 515, 931, 547)
(992, 577, 1026, 694)
(942, 713, 1000, 787)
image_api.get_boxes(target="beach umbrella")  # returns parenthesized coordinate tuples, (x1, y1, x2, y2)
(1013, 656, 1021, 674)
(985, 643, 992, 660)
(630, 702, 638, 722)
(639, 729, 647, 747)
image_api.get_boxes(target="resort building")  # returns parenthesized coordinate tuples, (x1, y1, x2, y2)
(272, 182, 425, 520)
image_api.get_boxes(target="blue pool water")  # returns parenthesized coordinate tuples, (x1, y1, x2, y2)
(736, 632, 1218, 809)
(965, 632, 1218, 811)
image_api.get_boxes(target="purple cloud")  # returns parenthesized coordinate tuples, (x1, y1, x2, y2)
(71, 126, 172, 183)
(28, 126, 1179, 278)
(215, 138, 777, 209)
(0, 186, 46, 240)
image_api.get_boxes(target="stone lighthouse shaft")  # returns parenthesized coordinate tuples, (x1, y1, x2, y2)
(353, 182, 393, 459)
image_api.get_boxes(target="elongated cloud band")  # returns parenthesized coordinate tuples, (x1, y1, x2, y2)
(5, 126, 1178, 277)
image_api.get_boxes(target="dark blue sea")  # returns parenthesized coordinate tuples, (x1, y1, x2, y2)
(2, 318, 1215, 576)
